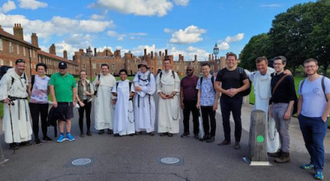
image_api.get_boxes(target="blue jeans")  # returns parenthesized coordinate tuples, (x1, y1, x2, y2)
(298, 114, 328, 172)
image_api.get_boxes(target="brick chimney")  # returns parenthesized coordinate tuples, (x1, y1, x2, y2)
(159, 51, 161, 57)
(31, 33, 38, 47)
(209, 54, 211, 60)
(63, 50, 67, 59)
(194, 55, 197, 61)
(94, 48, 97, 56)
(13, 23, 24, 40)
(49, 44, 56, 55)
(165, 49, 168, 57)
(151, 51, 153, 59)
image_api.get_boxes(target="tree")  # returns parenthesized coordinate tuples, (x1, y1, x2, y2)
(240, 33, 272, 70)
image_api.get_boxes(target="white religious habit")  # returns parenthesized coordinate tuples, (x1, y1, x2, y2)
(93, 73, 116, 130)
(156, 70, 181, 134)
(0, 68, 32, 143)
(133, 71, 156, 133)
(245, 67, 280, 153)
(112, 80, 135, 136)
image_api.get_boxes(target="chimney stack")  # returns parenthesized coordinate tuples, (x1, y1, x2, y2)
(209, 54, 211, 60)
(13, 23, 24, 40)
(151, 51, 153, 59)
(165, 49, 168, 57)
(31, 33, 39, 47)
(94, 48, 97, 56)
(159, 51, 162, 57)
(49, 44, 56, 55)
(194, 55, 197, 61)
(63, 50, 67, 59)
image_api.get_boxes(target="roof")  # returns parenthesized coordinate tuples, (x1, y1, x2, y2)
(37, 50, 77, 65)
(0, 28, 39, 49)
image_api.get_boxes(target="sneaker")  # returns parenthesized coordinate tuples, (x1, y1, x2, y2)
(35, 139, 42, 145)
(206, 136, 215, 143)
(107, 129, 113, 135)
(57, 134, 66, 143)
(315, 171, 324, 180)
(168, 133, 173, 137)
(43, 136, 52, 141)
(9, 143, 19, 150)
(66, 134, 75, 141)
(180, 132, 190, 138)
(200, 135, 210, 142)
(274, 152, 290, 163)
(301, 164, 314, 170)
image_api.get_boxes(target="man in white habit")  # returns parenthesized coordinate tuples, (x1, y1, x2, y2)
(94, 63, 116, 134)
(244, 56, 280, 153)
(0, 59, 32, 149)
(156, 58, 181, 137)
(133, 60, 156, 135)
(112, 69, 135, 136)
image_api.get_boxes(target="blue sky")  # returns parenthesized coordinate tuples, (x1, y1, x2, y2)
(0, 0, 315, 61)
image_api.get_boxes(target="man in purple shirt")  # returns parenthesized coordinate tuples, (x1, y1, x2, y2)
(180, 65, 199, 139)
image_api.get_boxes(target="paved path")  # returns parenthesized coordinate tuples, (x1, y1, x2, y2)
(0, 103, 329, 181)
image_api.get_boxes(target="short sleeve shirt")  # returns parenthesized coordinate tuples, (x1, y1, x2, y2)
(49, 72, 76, 102)
(298, 76, 330, 117)
(196, 75, 216, 106)
(29, 74, 50, 104)
(216, 67, 248, 98)
(180, 75, 198, 101)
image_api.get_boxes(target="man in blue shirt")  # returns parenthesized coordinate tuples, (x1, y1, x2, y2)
(196, 63, 220, 143)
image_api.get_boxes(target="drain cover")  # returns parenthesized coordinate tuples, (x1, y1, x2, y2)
(71, 158, 92, 166)
(160, 157, 180, 165)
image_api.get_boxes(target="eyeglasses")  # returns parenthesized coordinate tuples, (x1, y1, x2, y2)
(304, 65, 316, 69)
(273, 63, 283, 66)
(186, 69, 192, 72)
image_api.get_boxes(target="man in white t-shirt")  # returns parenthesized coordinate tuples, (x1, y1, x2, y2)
(297, 58, 330, 180)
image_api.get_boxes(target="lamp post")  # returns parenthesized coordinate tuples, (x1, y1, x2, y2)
(213, 43, 219, 72)
(86, 46, 93, 82)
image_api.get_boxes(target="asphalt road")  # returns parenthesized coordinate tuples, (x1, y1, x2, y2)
(0, 102, 329, 181)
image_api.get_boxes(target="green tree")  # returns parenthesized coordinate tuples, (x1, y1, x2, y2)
(240, 33, 272, 70)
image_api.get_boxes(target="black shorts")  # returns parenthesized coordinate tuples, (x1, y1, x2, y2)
(58, 102, 74, 120)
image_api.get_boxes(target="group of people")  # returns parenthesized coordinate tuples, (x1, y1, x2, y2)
(0, 52, 329, 180)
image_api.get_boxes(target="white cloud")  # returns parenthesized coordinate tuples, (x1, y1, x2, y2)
(18, 0, 47, 10)
(225, 33, 244, 43)
(164, 28, 172, 33)
(107, 30, 126, 41)
(0, 0, 16, 13)
(129, 32, 147, 36)
(218, 42, 230, 50)
(169, 25, 206, 44)
(89, 0, 173, 17)
(260, 4, 281, 8)
(90, 14, 105, 20)
(173, 0, 189, 6)
(0, 13, 115, 40)
(55, 34, 92, 58)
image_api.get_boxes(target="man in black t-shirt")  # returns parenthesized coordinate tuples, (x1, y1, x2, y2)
(215, 52, 250, 150)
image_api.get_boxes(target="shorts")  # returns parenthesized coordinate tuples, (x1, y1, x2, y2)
(58, 102, 74, 120)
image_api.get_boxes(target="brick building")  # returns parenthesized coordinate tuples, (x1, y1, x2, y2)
(0, 24, 78, 78)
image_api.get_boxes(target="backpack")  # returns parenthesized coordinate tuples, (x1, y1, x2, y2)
(0, 66, 27, 88)
(116, 81, 133, 93)
(94, 74, 101, 96)
(159, 70, 175, 80)
(200, 76, 215, 91)
(218, 67, 251, 96)
(138, 72, 151, 84)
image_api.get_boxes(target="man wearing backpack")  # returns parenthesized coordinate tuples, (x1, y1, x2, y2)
(215, 52, 250, 149)
(133, 60, 156, 135)
(297, 58, 330, 180)
(269, 56, 297, 163)
(196, 63, 220, 143)
(157, 58, 181, 137)
(0, 59, 33, 149)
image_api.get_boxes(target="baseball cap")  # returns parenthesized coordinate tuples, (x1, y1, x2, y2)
(58, 61, 67, 69)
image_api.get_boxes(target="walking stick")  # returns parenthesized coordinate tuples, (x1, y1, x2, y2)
(7, 100, 16, 154)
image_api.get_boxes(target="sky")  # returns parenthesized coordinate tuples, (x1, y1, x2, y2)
(0, 0, 315, 61)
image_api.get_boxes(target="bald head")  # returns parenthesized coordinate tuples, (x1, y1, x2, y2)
(186, 65, 194, 77)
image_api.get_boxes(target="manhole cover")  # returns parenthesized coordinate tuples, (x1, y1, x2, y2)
(72, 158, 92, 166)
(160, 157, 180, 165)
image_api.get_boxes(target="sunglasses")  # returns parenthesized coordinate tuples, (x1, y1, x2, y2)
(186, 69, 193, 72)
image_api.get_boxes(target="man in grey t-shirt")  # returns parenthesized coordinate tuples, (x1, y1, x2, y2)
(297, 58, 330, 180)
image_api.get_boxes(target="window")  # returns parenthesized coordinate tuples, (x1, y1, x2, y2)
(23, 47, 26, 56)
(33, 50, 35, 58)
(9, 61, 12, 66)
(0, 59, 3, 66)
(17, 44, 19, 55)
(112, 64, 115, 70)
(92, 63, 96, 69)
(83, 63, 86, 69)
(0, 38, 3, 51)
(9, 42, 13, 53)
(29, 49, 32, 57)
